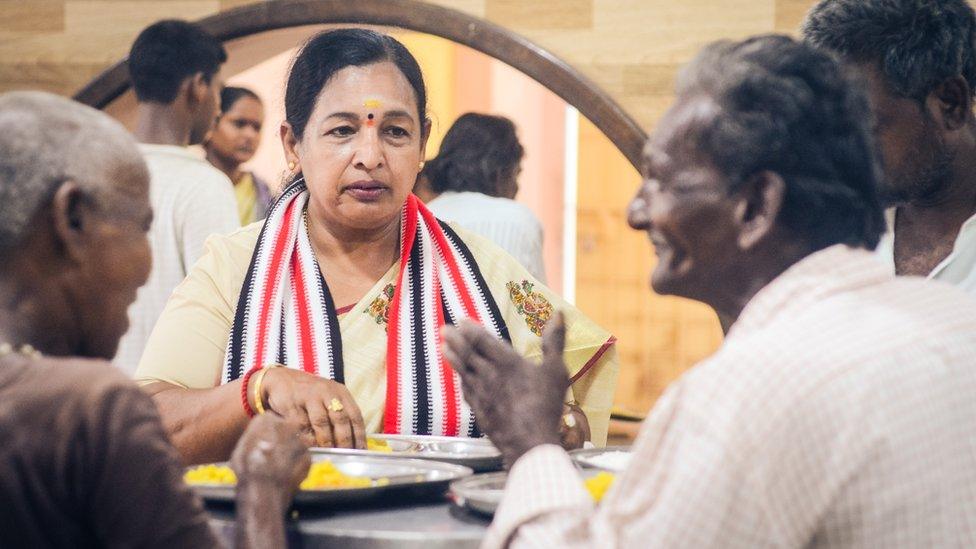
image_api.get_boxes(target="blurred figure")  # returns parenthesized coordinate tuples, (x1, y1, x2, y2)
(421, 113, 547, 282)
(204, 86, 273, 225)
(114, 19, 240, 375)
(803, 0, 976, 294)
(0, 91, 306, 548)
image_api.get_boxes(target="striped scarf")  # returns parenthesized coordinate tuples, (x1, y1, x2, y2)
(222, 178, 509, 436)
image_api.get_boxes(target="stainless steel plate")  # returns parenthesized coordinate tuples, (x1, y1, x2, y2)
(450, 469, 608, 516)
(449, 472, 508, 516)
(313, 434, 503, 472)
(188, 454, 473, 507)
(569, 445, 633, 472)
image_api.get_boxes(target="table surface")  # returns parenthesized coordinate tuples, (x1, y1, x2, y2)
(208, 497, 491, 549)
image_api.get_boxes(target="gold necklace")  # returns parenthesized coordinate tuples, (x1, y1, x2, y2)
(0, 342, 41, 359)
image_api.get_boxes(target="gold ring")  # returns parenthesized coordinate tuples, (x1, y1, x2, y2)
(327, 398, 344, 413)
(562, 412, 577, 428)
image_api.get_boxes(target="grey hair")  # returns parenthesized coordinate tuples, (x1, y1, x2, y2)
(0, 91, 147, 250)
(674, 35, 886, 251)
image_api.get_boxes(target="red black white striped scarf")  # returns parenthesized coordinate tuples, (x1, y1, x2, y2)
(222, 178, 509, 436)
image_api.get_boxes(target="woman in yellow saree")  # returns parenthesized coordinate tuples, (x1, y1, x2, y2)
(135, 28, 617, 465)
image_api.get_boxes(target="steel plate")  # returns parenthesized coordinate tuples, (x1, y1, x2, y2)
(313, 434, 503, 472)
(450, 468, 608, 516)
(568, 445, 633, 472)
(188, 454, 473, 507)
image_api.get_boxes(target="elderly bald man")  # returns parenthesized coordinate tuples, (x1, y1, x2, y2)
(445, 36, 976, 548)
(0, 91, 309, 548)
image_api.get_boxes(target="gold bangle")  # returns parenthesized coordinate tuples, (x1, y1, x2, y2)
(252, 365, 278, 414)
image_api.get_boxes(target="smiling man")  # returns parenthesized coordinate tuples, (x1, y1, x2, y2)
(444, 35, 976, 548)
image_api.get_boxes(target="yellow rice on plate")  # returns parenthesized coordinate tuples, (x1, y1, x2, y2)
(583, 472, 615, 502)
(184, 461, 389, 490)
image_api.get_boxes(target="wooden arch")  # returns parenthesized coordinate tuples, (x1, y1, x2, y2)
(73, 0, 646, 169)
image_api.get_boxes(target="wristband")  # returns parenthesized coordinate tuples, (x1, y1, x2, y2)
(240, 365, 262, 418)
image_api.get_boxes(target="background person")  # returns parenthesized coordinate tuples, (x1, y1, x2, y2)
(444, 36, 976, 548)
(205, 86, 274, 225)
(0, 90, 308, 549)
(804, 0, 976, 294)
(418, 112, 547, 282)
(135, 29, 618, 465)
(114, 19, 240, 376)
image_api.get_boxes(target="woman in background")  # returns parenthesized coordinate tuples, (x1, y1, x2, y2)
(205, 86, 273, 224)
(418, 113, 547, 282)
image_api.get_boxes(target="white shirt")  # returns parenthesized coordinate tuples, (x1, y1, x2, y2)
(488, 245, 976, 548)
(426, 192, 547, 282)
(876, 208, 976, 294)
(113, 144, 239, 375)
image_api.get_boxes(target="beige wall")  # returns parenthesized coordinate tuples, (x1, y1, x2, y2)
(1, 0, 818, 129)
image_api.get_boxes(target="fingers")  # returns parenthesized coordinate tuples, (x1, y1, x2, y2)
(443, 321, 521, 376)
(442, 336, 469, 375)
(327, 404, 355, 449)
(230, 413, 308, 485)
(542, 311, 567, 361)
(318, 385, 363, 449)
(338, 392, 367, 450)
(442, 324, 476, 373)
(305, 400, 335, 448)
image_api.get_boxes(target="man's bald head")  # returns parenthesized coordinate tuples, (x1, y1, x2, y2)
(0, 91, 149, 251)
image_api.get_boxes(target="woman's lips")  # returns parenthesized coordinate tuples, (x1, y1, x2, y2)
(344, 181, 389, 202)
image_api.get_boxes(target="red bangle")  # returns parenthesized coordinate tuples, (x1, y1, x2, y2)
(240, 366, 262, 418)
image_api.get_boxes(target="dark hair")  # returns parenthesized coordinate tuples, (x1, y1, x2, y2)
(220, 86, 261, 113)
(424, 113, 524, 196)
(802, 0, 976, 101)
(285, 28, 427, 141)
(128, 20, 227, 104)
(678, 35, 886, 250)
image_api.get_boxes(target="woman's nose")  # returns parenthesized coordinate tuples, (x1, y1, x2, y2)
(354, 131, 384, 170)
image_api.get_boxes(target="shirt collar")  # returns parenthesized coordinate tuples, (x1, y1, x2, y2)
(726, 244, 891, 341)
(877, 207, 976, 280)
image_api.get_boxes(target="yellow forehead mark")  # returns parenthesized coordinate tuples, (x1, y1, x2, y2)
(363, 99, 382, 109)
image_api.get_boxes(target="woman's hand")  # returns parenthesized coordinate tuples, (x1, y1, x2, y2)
(254, 367, 367, 450)
(559, 402, 590, 451)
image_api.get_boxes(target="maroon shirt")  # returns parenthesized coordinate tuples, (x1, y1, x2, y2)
(0, 355, 218, 547)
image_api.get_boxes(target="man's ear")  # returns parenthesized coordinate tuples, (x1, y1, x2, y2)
(734, 170, 785, 250)
(50, 181, 94, 263)
(280, 121, 300, 169)
(929, 75, 972, 131)
(187, 72, 210, 107)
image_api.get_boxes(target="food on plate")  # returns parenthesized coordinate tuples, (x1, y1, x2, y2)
(584, 472, 615, 502)
(300, 461, 389, 490)
(366, 438, 393, 452)
(184, 463, 237, 485)
(184, 461, 389, 490)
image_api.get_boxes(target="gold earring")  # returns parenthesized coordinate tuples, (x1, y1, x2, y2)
(288, 161, 296, 171)
(418, 161, 425, 171)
